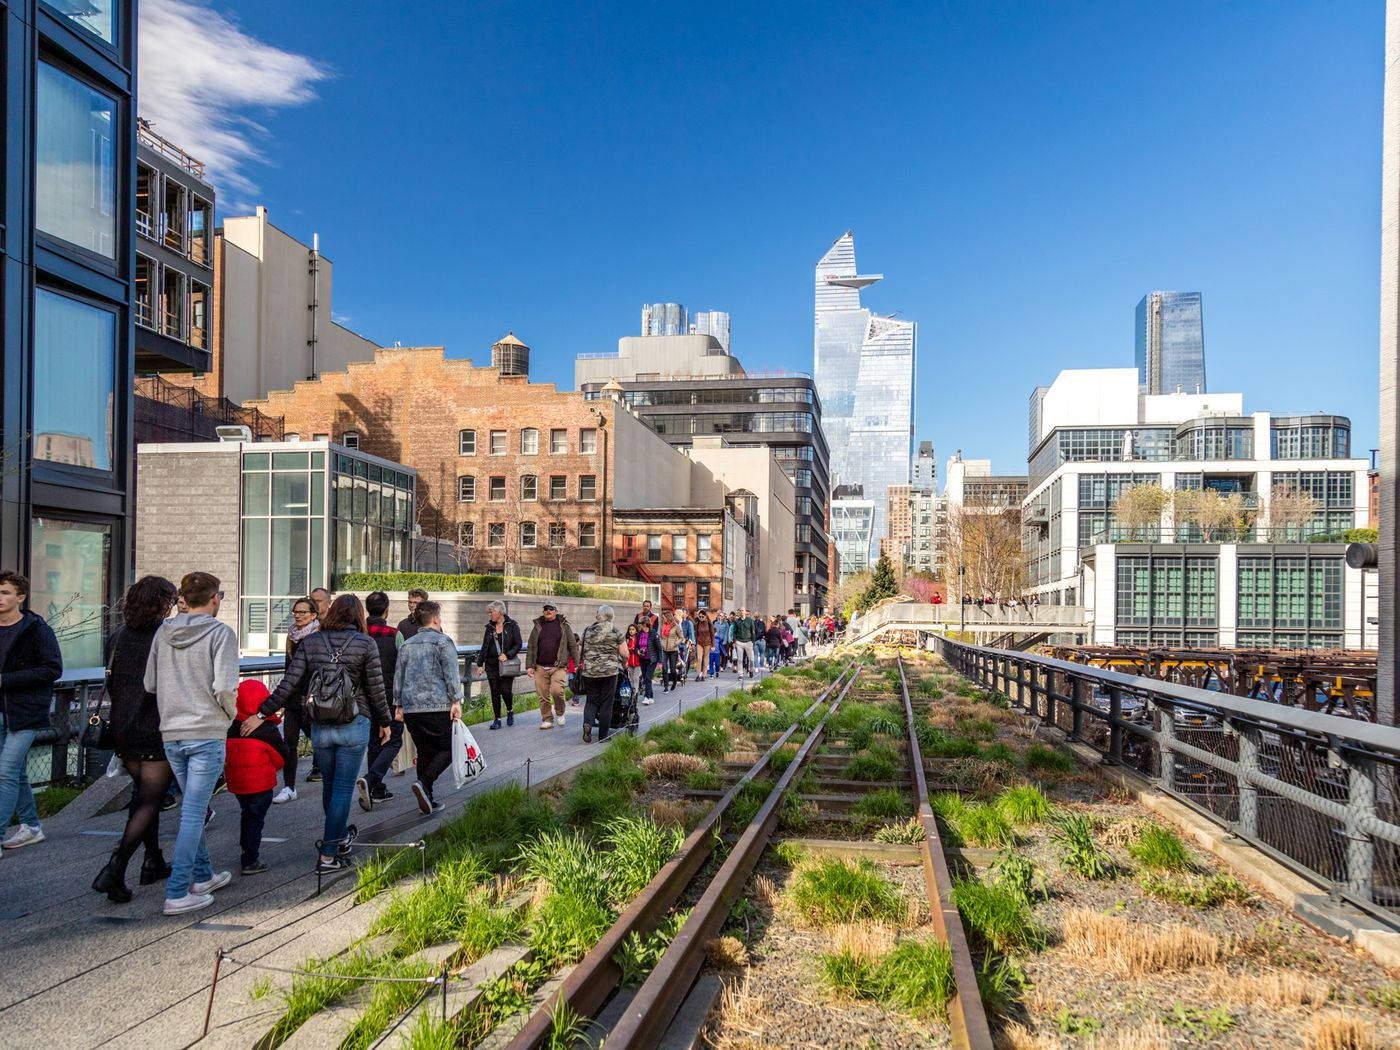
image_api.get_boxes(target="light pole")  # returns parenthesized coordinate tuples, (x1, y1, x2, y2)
(958, 563, 966, 636)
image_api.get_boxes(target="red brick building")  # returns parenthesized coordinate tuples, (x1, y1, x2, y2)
(612, 506, 751, 612)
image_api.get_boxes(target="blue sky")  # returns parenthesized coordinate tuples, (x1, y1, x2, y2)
(145, 1, 1383, 475)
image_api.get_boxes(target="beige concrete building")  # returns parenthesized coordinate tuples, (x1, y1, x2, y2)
(574, 333, 743, 388)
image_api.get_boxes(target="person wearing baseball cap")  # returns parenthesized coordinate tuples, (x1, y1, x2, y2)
(526, 602, 579, 730)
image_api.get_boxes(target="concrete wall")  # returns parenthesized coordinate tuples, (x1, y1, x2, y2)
(611, 405, 694, 509)
(574, 334, 741, 387)
(135, 444, 241, 636)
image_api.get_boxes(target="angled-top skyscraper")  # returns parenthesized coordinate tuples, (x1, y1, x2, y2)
(1135, 291, 1206, 395)
(814, 231, 916, 568)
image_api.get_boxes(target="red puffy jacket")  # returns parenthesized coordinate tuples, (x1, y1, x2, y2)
(225, 680, 285, 795)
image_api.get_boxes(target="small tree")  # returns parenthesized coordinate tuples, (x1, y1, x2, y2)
(832, 570, 873, 617)
(1266, 485, 1320, 540)
(1112, 483, 1169, 540)
(857, 553, 900, 611)
(1176, 488, 1249, 541)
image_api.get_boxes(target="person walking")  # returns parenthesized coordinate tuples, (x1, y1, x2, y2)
(731, 609, 756, 679)
(694, 610, 714, 682)
(476, 601, 523, 729)
(710, 611, 729, 677)
(579, 606, 628, 744)
(764, 617, 784, 670)
(0, 571, 62, 860)
(397, 588, 429, 641)
(90, 576, 177, 902)
(526, 602, 579, 732)
(658, 610, 682, 692)
(224, 680, 284, 876)
(145, 572, 238, 915)
(360, 592, 403, 809)
(678, 610, 695, 682)
(393, 601, 463, 814)
(752, 612, 767, 671)
(633, 614, 660, 704)
(633, 600, 659, 633)
(623, 624, 643, 700)
(245, 594, 391, 874)
(274, 596, 320, 804)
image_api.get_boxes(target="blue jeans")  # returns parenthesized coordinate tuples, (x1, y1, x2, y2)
(0, 714, 39, 830)
(311, 716, 369, 857)
(164, 738, 225, 899)
(767, 646, 781, 669)
(754, 639, 766, 667)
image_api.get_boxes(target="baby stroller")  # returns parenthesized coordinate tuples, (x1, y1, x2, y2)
(609, 674, 640, 736)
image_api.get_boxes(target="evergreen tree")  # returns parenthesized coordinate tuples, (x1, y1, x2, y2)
(857, 553, 900, 610)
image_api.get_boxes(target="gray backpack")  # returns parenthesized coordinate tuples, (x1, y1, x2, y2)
(303, 633, 359, 725)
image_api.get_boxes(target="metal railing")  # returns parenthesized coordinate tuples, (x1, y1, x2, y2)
(31, 646, 482, 792)
(932, 636, 1400, 927)
(847, 601, 1087, 643)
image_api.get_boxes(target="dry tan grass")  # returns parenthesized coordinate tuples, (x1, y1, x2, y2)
(1304, 1013, 1376, 1050)
(642, 752, 709, 779)
(706, 975, 773, 1050)
(724, 750, 762, 766)
(1060, 909, 1222, 975)
(1084, 1022, 1171, 1050)
(1098, 816, 1148, 849)
(746, 699, 779, 714)
(705, 935, 750, 969)
(650, 799, 696, 829)
(1207, 968, 1331, 1008)
(993, 1023, 1060, 1050)
(827, 921, 897, 961)
(751, 874, 780, 908)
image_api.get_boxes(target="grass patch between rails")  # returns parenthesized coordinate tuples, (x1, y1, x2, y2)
(1053, 813, 1118, 879)
(1060, 908, 1223, 975)
(952, 878, 1041, 952)
(851, 787, 914, 823)
(846, 741, 901, 782)
(874, 818, 925, 844)
(994, 784, 1052, 825)
(930, 794, 1015, 848)
(786, 856, 907, 925)
(819, 925, 956, 1020)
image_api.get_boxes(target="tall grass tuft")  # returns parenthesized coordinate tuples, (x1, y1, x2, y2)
(851, 788, 913, 823)
(787, 856, 906, 925)
(1053, 814, 1117, 879)
(952, 878, 1041, 952)
(994, 785, 1052, 826)
(600, 815, 685, 904)
(1127, 825, 1193, 872)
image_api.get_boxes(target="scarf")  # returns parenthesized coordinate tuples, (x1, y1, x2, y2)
(288, 618, 320, 644)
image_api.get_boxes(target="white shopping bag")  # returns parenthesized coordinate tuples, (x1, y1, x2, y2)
(451, 719, 487, 790)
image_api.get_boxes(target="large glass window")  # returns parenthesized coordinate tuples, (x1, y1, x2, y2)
(37, 63, 117, 258)
(34, 289, 115, 471)
(1116, 553, 1218, 641)
(29, 515, 111, 669)
(1237, 554, 1343, 646)
(46, 0, 118, 43)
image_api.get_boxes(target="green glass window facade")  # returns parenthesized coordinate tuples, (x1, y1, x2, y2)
(1115, 553, 1218, 645)
(1236, 554, 1343, 649)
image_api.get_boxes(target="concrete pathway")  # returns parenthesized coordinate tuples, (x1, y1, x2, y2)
(0, 663, 783, 1050)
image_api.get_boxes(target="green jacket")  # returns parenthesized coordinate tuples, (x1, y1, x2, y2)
(732, 617, 754, 642)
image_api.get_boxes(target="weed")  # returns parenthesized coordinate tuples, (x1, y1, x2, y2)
(778, 790, 814, 832)
(353, 849, 402, 903)
(530, 891, 613, 968)
(249, 976, 272, 1001)
(1210, 969, 1330, 1009)
(1053, 814, 1117, 879)
(615, 910, 687, 985)
(600, 815, 685, 904)
(1127, 825, 1193, 872)
(930, 794, 1014, 848)
(851, 788, 913, 823)
(874, 818, 924, 845)
(1024, 744, 1075, 775)
(1060, 909, 1222, 975)
(879, 939, 957, 1017)
(774, 840, 805, 867)
(559, 779, 632, 827)
(923, 731, 983, 759)
(543, 996, 590, 1050)
(952, 878, 1040, 953)
(1369, 983, 1400, 1011)
(429, 782, 556, 867)
(847, 750, 899, 782)
(994, 785, 1052, 825)
(401, 1012, 462, 1050)
(1161, 1002, 1235, 1039)
(1053, 1007, 1101, 1036)
(917, 679, 938, 696)
(1141, 872, 1254, 908)
(980, 741, 1019, 766)
(787, 856, 906, 925)
(956, 716, 997, 741)
(686, 768, 724, 791)
(341, 958, 434, 1050)
(976, 956, 1027, 1019)
(867, 714, 905, 736)
(650, 799, 694, 828)
(268, 949, 384, 1044)
(992, 850, 1049, 905)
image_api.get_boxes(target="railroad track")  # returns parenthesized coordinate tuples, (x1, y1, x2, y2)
(503, 651, 995, 1050)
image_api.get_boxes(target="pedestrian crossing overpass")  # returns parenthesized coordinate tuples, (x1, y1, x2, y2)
(846, 600, 1090, 649)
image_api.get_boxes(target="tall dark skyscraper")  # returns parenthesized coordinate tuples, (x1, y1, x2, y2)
(1135, 291, 1206, 395)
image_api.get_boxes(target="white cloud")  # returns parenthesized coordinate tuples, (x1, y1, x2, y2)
(138, 0, 330, 202)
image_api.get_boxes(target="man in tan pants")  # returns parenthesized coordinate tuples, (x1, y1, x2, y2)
(526, 602, 581, 729)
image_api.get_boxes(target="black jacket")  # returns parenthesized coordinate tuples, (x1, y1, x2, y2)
(105, 624, 162, 755)
(366, 618, 399, 705)
(0, 612, 63, 732)
(396, 616, 419, 642)
(262, 628, 391, 728)
(475, 616, 522, 677)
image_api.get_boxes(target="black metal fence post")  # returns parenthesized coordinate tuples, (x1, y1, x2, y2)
(1106, 686, 1123, 764)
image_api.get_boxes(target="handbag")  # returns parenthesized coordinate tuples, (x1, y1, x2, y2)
(450, 719, 487, 790)
(498, 656, 523, 677)
(83, 636, 118, 751)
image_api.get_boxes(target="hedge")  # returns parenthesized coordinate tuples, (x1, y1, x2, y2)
(340, 572, 505, 593)
(1302, 527, 1378, 544)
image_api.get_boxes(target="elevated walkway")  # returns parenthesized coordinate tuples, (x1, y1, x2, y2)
(846, 600, 1088, 646)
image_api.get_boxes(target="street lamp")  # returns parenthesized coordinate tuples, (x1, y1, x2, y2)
(958, 563, 966, 635)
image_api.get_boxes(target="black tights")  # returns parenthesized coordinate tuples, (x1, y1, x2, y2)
(117, 757, 173, 865)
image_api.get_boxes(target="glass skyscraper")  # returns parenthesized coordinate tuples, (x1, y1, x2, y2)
(642, 302, 688, 336)
(1135, 291, 1206, 395)
(814, 231, 915, 566)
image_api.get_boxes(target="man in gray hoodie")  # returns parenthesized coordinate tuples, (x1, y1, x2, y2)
(144, 571, 240, 915)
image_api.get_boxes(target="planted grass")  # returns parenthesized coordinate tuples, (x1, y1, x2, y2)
(1024, 744, 1076, 775)
(819, 924, 956, 1020)
(341, 958, 434, 1050)
(268, 948, 387, 1045)
(1053, 814, 1118, 879)
(952, 878, 1041, 953)
(874, 818, 925, 845)
(851, 788, 913, 823)
(371, 853, 495, 953)
(846, 741, 900, 782)
(1127, 825, 1193, 872)
(930, 794, 1015, 848)
(1141, 872, 1254, 908)
(786, 856, 906, 925)
(1060, 908, 1222, 975)
(994, 785, 1052, 825)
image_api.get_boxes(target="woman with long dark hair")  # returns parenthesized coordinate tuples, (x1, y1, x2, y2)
(91, 575, 178, 902)
(242, 594, 390, 873)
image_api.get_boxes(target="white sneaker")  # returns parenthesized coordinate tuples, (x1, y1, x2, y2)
(191, 871, 232, 895)
(642, 698, 655, 706)
(556, 714, 566, 727)
(539, 719, 553, 730)
(2, 824, 44, 849)
(164, 892, 214, 915)
(272, 787, 297, 804)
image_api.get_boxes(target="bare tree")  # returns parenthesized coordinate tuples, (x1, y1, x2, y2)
(1173, 488, 1251, 541)
(943, 504, 1025, 599)
(1265, 485, 1320, 540)
(1112, 483, 1169, 539)
(831, 570, 873, 614)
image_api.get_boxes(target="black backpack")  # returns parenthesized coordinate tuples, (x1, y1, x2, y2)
(303, 632, 359, 725)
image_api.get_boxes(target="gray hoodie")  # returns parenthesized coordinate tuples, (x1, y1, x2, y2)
(143, 613, 240, 741)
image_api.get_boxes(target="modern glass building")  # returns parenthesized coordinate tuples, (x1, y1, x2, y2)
(831, 490, 875, 578)
(1135, 291, 1206, 395)
(641, 302, 688, 336)
(814, 231, 915, 566)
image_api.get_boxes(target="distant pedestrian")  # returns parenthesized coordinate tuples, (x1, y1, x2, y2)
(764, 617, 784, 670)
(224, 681, 285, 876)
(526, 602, 580, 731)
(0, 571, 61, 862)
(623, 624, 643, 699)
(361, 592, 403, 808)
(247, 594, 390, 874)
(694, 610, 714, 682)
(579, 606, 628, 744)
(145, 572, 238, 915)
(90, 575, 177, 903)
(731, 609, 756, 679)
(678, 609, 695, 681)
(310, 587, 333, 620)
(659, 610, 682, 692)
(394, 601, 463, 814)
(397, 588, 429, 641)
(274, 596, 321, 803)
(633, 600, 659, 634)
(476, 601, 523, 729)
(633, 616, 661, 704)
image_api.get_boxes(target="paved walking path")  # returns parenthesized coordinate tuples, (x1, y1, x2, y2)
(0, 663, 785, 1050)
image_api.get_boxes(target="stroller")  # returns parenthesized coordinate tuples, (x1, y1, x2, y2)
(609, 674, 640, 736)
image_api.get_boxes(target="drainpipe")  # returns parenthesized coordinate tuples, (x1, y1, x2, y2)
(594, 409, 609, 576)
(307, 233, 321, 380)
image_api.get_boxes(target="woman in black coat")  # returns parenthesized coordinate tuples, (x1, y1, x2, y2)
(475, 600, 522, 728)
(92, 576, 178, 903)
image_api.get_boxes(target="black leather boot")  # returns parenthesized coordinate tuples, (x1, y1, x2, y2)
(92, 852, 133, 903)
(140, 849, 172, 885)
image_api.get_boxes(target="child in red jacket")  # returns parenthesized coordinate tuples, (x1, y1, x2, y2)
(226, 681, 285, 875)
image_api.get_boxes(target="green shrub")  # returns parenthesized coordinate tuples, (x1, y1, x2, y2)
(787, 857, 906, 925)
(1024, 744, 1075, 775)
(851, 788, 913, 823)
(879, 939, 956, 1016)
(994, 785, 1052, 825)
(340, 572, 505, 593)
(1128, 825, 1193, 872)
(991, 850, 1048, 906)
(600, 816, 685, 904)
(952, 878, 1040, 952)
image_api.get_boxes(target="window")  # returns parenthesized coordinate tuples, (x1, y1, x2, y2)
(545, 475, 565, 500)
(458, 475, 475, 502)
(520, 522, 537, 548)
(521, 428, 539, 455)
(671, 582, 687, 607)
(37, 62, 117, 259)
(647, 535, 662, 562)
(580, 428, 598, 454)
(489, 430, 506, 455)
(579, 475, 597, 501)
(489, 476, 506, 501)
(697, 535, 712, 563)
(48, 0, 117, 43)
(578, 522, 597, 548)
(672, 535, 687, 562)
(697, 580, 711, 608)
(488, 522, 505, 547)
(33, 289, 116, 471)
(550, 429, 568, 454)
(29, 515, 111, 667)
(459, 429, 476, 455)
(459, 522, 475, 547)
(520, 475, 537, 501)
(549, 522, 566, 547)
